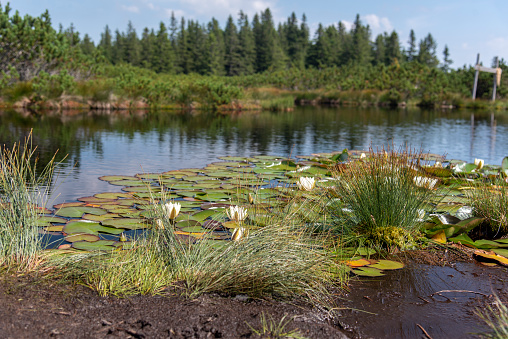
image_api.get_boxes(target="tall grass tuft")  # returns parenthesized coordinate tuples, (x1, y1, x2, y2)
(0, 133, 56, 271)
(56, 242, 171, 297)
(478, 294, 508, 338)
(466, 178, 508, 237)
(151, 192, 340, 304)
(328, 147, 435, 249)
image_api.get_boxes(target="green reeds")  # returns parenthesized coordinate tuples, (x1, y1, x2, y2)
(0, 134, 56, 271)
(247, 312, 307, 339)
(478, 294, 508, 338)
(328, 147, 435, 249)
(466, 179, 508, 237)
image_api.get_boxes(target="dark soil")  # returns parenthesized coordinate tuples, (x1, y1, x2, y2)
(0, 276, 350, 339)
(1, 248, 505, 339)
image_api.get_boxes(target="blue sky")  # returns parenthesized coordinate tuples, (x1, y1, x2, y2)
(6, 0, 508, 68)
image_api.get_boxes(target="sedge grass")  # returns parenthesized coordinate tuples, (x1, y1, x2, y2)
(328, 147, 435, 249)
(478, 294, 508, 338)
(247, 312, 308, 339)
(466, 179, 508, 237)
(0, 134, 57, 272)
(151, 194, 340, 304)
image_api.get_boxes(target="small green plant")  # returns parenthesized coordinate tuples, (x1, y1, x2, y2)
(328, 147, 434, 250)
(478, 294, 508, 338)
(247, 312, 308, 339)
(466, 178, 508, 237)
(0, 133, 57, 271)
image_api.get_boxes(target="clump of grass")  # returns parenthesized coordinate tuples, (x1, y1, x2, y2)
(151, 195, 338, 303)
(0, 133, 56, 271)
(328, 147, 435, 249)
(247, 312, 307, 339)
(59, 241, 171, 297)
(478, 294, 508, 338)
(466, 178, 508, 237)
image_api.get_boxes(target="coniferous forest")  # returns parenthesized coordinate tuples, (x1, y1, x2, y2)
(1, 3, 507, 111)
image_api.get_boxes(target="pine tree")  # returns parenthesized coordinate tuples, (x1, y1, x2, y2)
(79, 33, 95, 56)
(351, 14, 372, 65)
(154, 22, 174, 73)
(98, 25, 113, 63)
(406, 29, 416, 62)
(237, 11, 255, 75)
(441, 44, 453, 72)
(385, 31, 401, 64)
(124, 21, 141, 66)
(224, 15, 241, 75)
(205, 18, 225, 75)
(417, 33, 438, 67)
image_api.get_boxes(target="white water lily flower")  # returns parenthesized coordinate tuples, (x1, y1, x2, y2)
(156, 219, 164, 229)
(297, 176, 316, 191)
(413, 176, 438, 189)
(231, 227, 246, 241)
(227, 205, 248, 222)
(162, 201, 181, 219)
(434, 161, 442, 168)
(474, 158, 484, 170)
(360, 153, 366, 159)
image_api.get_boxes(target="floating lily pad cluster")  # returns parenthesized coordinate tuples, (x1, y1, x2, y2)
(338, 248, 405, 277)
(36, 154, 340, 251)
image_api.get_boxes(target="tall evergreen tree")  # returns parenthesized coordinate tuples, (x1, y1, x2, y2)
(417, 33, 438, 67)
(124, 21, 141, 65)
(351, 14, 372, 65)
(237, 11, 256, 75)
(205, 18, 225, 75)
(224, 15, 241, 75)
(373, 34, 386, 65)
(98, 25, 113, 63)
(154, 22, 174, 73)
(441, 44, 453, 72)
(79, 33, 95, 56)
(406, 29, 416, 62)
(385, 31, 401, 64)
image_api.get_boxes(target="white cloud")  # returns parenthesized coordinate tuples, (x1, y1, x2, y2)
(342, 20, 353, 31)
(364, 14, 393, 36)
(121, 5, 140, 13)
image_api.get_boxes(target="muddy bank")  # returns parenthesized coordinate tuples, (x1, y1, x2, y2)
(0, 276, 349, 339)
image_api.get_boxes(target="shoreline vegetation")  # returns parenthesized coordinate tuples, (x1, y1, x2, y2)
(1, 4, 507, 113)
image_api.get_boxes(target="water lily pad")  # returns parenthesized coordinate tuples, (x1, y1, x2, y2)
(345, 258, 371, 267)
(122, 186, 160, 193)
(56, 206, 107, 218)
(101, 218, 146, 230)
(63, 220, 124, 235)
(191, 210, 221, 222)
(369, 260, 404, 270)
(46, 225, 64, 232)
(36, 216, 67, 226)
(53, 202, 85, 209)
(65, 234, 100, 242)
(77, 196, 116, 204)
(352, 267, 385, 277)
(94, 192, 133, 199)
(72, 240, 117, 251)
(181, 226, 207, 233)
(83, 213, 120, 221)
(99, 175, 138, 181)
(176, 220, 201, 228)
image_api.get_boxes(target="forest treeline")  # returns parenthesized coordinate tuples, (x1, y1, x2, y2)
(1, 3, 507, 111)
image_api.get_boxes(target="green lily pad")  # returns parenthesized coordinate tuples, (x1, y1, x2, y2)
(83, 213, 121, 221)
(191, 210, 221, 222)
(356, 247, 377, 256)
(122, 186, 160, 193)
(36, 216, 67, 226)
(101, 218, 146, 230)
(72, 240, 117, 251)
(53, 202, 85, 209)
(65, 234, 100, 242)
(176, 220, 202, 228)
(369, 260, 404, 270)
(99, 175, 138, 181)
(56, 206, 107, 218)
(94, 192, 133, 199)
(181, 226, 207, 233)
(46, 225, 64, 232)
(352, 267, 385, 277)
(63, 220, 124, 235)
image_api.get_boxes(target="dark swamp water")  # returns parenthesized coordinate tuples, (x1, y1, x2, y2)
(1, 106, 508, 338)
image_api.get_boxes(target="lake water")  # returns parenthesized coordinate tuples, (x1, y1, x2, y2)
(1, 107, 507, 205)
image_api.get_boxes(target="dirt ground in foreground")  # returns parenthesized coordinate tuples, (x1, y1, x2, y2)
(0, 276, 351, 339)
